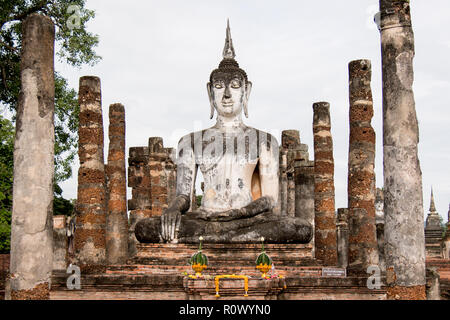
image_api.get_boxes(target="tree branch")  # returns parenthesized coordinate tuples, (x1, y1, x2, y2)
(0, 0, 50, 30)
(0, 40, 18, 53)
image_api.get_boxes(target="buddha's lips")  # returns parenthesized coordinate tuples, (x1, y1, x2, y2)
(222, 102, 234, 107)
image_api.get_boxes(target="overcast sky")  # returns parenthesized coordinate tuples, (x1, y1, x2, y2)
(55, 0, 450, 222)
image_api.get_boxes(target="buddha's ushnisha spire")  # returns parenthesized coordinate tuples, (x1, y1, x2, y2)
(429, 186, 437, 213)
(222, 19, 235, 59)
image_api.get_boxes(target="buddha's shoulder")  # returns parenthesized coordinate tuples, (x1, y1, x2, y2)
(245, 126, 279, 146)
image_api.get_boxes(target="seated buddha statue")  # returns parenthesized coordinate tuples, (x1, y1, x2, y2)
(135, 21, 312, 244)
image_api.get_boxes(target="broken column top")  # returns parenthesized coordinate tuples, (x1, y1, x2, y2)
(79, 76, 101, 92)
(313, 102, 331, 125)
(281, 130, 301, 149)
(348, 59, 371, 77)
(337, 208, 349, 223)
(148, 137, 164, 153)
(109, 103, 125, 113)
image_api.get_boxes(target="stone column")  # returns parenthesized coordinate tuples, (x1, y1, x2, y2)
(347, 59, 379, 271)
(336, 208, 349, 269)
(313, 102, 337, 265)
(279, 149, 288, 215)
(9, 14, 55, 300)
(282, 130, 300, 217)
(53, 216, 68, 271)
(425, 268, 441, 300)
(375, 188, 386, 272)
(128, 147, 151, 257)
(287, 176, 296, 217)
(294, 161, 315, 225)
(106, 103, 129, 264)
(380, 0, 426, 299)
(74, 76, 107, 270)
(444, 205, 450, 259)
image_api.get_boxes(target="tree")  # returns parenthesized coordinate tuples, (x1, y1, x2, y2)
(0, 0, 101, 183)
(0, 116, 14, 253)
(0, 1, 101, 252)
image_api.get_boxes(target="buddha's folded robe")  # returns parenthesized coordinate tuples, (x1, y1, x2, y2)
(135, 211, 313, 244)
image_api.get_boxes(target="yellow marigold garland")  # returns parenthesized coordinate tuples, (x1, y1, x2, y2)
(214, 274, 249, 297)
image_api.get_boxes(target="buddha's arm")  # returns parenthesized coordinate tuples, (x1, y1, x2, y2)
(258, 135, 280, 210)
(161, 134, 197, 242)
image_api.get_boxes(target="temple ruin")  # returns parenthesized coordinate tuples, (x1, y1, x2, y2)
(2, 1, 450, 301)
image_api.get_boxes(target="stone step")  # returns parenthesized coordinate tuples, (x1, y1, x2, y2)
(131, 243, 315, 266)
(50, 271, 386, 300)
(104, 264, 324, 278)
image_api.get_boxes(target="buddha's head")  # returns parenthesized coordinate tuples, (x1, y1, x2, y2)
(208, 20, 252, 120)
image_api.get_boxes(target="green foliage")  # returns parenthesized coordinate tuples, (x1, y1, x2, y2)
(0, 0, 100, 183)
(195, 195, 202, 207)
(0, 1, 100, 252)
(0, 116, 14, 253)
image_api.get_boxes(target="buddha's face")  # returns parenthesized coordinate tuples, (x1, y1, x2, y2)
(208, 72, 251, 118)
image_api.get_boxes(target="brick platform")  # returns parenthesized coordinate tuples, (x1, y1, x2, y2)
(426, 259, 450, 300)
(49, 243, 390, 300)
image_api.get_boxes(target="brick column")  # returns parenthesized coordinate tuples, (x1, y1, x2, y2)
(336, 208, 349, 269)
(380, 0, 426, 299)
(444, 205, 450, 259)
(128, 147, 152, 256)
(53, 216, 68, 271)
(279, 149, 288, 215)
(74, 76, 106, 270)
(313, 102, 337, 265)
(347, 59, 379, 271)
(106, 103, 129, 264)
(9, 14, 55, 300)
(282, 130, 300, 217)
(294, 161, 315, 225)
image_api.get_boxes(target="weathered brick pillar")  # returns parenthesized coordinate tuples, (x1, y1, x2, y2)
(336, 208, 349, 269)
(313, 102, 337, 265)
(380, 0, 426, 299)
(74, 76, 106, 270)
(282, 130, 300, 217)
(148, 137, 176, 215)
(53, 216, 68, 271)
(9, 14, 55, 300)
(375, 188, 386, 272)
(294, 161, 315, 226)
(347, 59, 379, 271)
(281, 130, 301, 150)
(106, 103, 129, 264)
(128, 147, 152, 256)
(444, 205, 450, 259)
(279, 149, 288, 215)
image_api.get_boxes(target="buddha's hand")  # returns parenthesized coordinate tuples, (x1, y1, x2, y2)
(160, 195, 190, 243)
(161, 207, 181, 243)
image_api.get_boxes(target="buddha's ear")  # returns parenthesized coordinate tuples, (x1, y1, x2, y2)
(243, 81, 252, 118)
(207, 82, 215, 119)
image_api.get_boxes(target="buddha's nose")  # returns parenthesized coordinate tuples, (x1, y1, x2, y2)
(223, 85, 231, 99)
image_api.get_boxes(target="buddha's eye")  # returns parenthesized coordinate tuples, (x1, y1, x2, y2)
(231, 79, 241, 88)
(214, 82, 224, 89)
